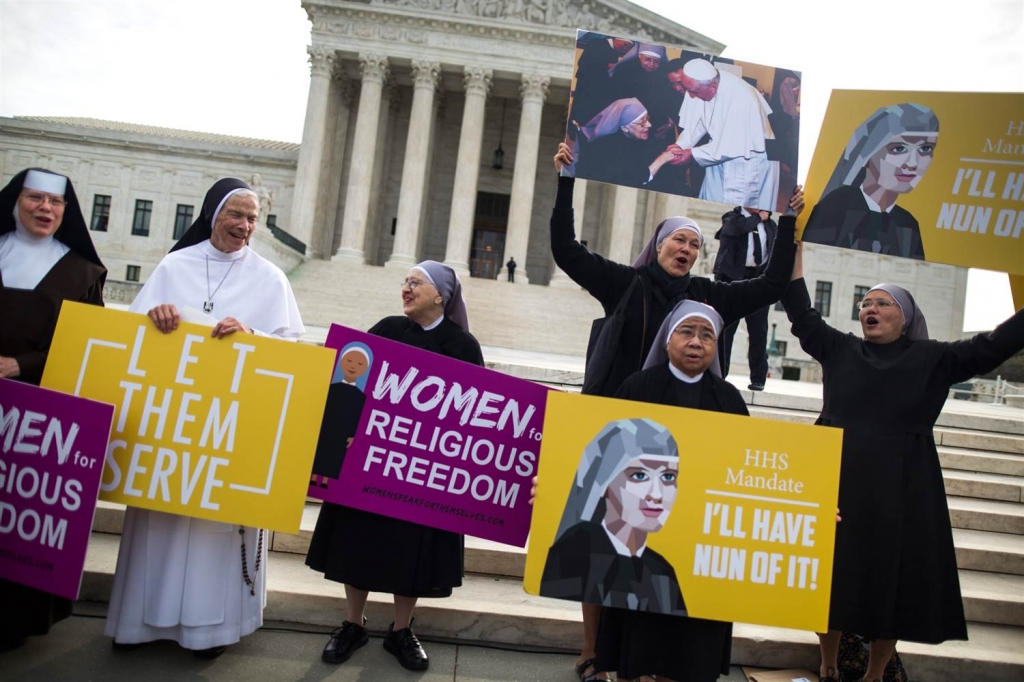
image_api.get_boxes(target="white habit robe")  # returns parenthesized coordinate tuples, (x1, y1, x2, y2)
(676, 69, 781, 209)
(104, 239, 304, 648)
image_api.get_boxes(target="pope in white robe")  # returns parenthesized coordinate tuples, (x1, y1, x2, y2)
(104, 178, 304, 654)
(674, 59, 781, 210)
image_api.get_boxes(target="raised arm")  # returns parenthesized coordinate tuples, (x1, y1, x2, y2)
(781, 274, 847, 363)
(551, 145, 638, 311)
(938, 306, 1024, 385)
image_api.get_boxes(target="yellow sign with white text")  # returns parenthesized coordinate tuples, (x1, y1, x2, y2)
(798, 90, 1024, 275)
(41, 303, 333, 533)
(524, 392, 842, 632)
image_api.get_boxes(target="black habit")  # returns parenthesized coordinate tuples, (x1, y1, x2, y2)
(541, 520, 686, 616)
(0, 168, 106, 643)
(576, 131, 664, 189)
(595, 364, 749, 682)
(305, 315, 484, 598)
(782, 278, 1024, 643)
(801, 184, 925, 261)
(550, 175, 796, 397)
(569, 38, 619, 128)
(310, 381, 366, 480)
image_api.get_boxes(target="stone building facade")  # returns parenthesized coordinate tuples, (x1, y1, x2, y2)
(0, 0, 970, 374)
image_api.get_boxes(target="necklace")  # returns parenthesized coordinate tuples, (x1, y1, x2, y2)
(204, 255, 236, 313)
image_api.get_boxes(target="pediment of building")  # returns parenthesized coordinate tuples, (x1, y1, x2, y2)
(305, 0, 722, 54)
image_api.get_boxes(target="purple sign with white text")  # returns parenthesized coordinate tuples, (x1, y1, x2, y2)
(307, 324, 550, 547)
(0, 379, 114, 599)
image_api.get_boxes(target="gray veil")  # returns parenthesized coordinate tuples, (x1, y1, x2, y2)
(868, 283, 930, 341)
(643, 300, 724, 376)
(553, 418, 678, 542)
(821, 102, 939, 199)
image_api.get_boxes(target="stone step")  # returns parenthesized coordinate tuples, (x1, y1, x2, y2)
(947, 496, 1024, 535)
(77, 532, 1024, 682)
(953, 528, 1024, 576)
(960, 569, 1024, 626)
(938, 445, 1024, 477)
(936, 427, 1024, 456)
(93, 499, 1024, 578)
(942, 469, 1024, 503)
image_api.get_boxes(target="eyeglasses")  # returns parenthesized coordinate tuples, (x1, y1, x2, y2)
(673, 326, 716, 342)
(858, 299, 896, 310)
(400, 278, 429, 289)
(21, 192, 67, 209)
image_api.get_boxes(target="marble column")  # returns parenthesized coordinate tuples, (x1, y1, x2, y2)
(336, 54, 389, 263)
(363, 85, 401, 264)
(549, 178, 586, 288)
(288, 46, 336, 257)
(503, 73, 549, 285)
(443, 66, 493, 275)
(314, 68, 355, 260)
(386, 60, 442, 269)
(608, 185, 639, 265)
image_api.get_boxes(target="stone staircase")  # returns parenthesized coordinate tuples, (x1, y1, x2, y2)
(79, 364, 1024, 682)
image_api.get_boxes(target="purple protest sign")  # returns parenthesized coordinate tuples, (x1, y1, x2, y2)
(0, 379, 114, 600)
(306, 324, 550, 547)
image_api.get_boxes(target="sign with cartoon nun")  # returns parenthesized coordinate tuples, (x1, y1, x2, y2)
(799, 90, 1024, 276)
(307, 324, 550, 547)
(525, 392, 843, 631)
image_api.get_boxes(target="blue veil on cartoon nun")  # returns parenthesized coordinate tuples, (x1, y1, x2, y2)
(310, 342, 375, 488)
(540, 418, 687, 616)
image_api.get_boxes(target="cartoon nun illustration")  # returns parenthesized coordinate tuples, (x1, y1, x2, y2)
(540, 418, 686, 616)
(310, 342, 374, 488)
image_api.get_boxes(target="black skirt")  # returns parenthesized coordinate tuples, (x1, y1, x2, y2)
(0, 579, 73, 639)
(305, 502, 464, 598)
(596, 607, 732, 682)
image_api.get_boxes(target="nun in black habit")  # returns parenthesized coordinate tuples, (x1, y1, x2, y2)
(552, 142, 801, 682)
(596, 301, 747, 682)
(0, 168, 106, 650)
(575, 98, 679, 189)
(782, 247, 1024, 682)
(306, 260, 483, 673)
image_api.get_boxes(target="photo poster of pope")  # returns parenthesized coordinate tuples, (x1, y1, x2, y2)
(539, 417, 687, 616)
(561, 29, 801, 214)
(801, 102, 939, 260)
(309, 342, 374, 490)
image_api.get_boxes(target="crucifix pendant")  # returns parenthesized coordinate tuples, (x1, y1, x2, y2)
(203, 301, 214, 313)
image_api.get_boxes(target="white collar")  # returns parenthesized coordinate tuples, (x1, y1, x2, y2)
(601, 519, 645, 557)
(420, 313, 444, 331)
(669, 363, 703, 383)
(200, 238, 248, 261)
(860, 187, 895, 213)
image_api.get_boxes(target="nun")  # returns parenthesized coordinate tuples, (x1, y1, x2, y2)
(0, 168, 106, 650)
(596, 300, 747, 682)
(540, 418, 685, 616)
(310, 343, 373, 488)
(801, 103, 938, 260)
(306, 260, 483, 673)
(552, 142, 801, 682)
(575, 98, 679, 188)
(104, 178, 305, 659)
(783, 247, 1024, 682)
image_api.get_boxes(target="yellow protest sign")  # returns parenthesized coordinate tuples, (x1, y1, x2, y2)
(41, 302, 333, 533)
(524, 392, 842, 632)
(798, 90, 1024, 276)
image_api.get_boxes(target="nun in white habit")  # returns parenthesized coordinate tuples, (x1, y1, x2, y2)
(105, 178, 304, 658)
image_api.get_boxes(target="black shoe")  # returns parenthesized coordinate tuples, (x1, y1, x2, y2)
(111, 639, 146, 652)
(748, 382, 765, 391)
(0, 637, 25, 653)
(383, 620, 428, 671)
(193, 645, 227, 660)
(322, 618, 369, 664)
(820, 666, 840, 682)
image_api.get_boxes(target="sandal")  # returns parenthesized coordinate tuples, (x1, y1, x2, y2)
(575, 657, 612, 682)
(820, 666, 839, 682)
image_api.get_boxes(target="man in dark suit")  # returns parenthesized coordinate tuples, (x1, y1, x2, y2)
(712, 206, 777, 390)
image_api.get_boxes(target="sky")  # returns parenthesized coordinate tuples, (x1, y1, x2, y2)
(1, 0, 1021, 329)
